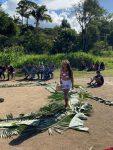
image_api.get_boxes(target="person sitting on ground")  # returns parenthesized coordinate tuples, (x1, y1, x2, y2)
(0, 65, 3, 80)
(2, 65, 6, 80)
(0, 65, 6, 80)
(29, 65, 37, 80)
(43, 65, 50, 80)
(86, 62, 93, 71)
(7, 65, 15, 80)
(49, 63, 55, 79)
(23, 65, 29, 79)
(81, 60, 86, 70)
(95, 61, 100, 71)
(39, 63, 45, 80)
(87, 70, 104, 86)
(100, 62, 105, 70)
(36, 65, 40, 79)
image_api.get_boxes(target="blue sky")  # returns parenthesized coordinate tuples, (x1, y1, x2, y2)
(99, 0, 113, 13)
(0, 0, 5, 3)
(0, 0, 113, 32)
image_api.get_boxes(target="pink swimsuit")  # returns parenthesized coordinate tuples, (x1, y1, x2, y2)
(61, 71, 72, 90)
(61, 71, 69, 79)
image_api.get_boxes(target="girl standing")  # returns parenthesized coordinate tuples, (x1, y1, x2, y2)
(60, 60, 74, 108)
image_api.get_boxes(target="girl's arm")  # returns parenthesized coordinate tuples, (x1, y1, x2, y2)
(71, 71, 74, 89)
(60, 69, 62, 84)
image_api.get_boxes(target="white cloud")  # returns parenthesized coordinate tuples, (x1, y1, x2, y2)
(40, 0, 83, 10)
(2, 0, 20, 16)
(1, 0, 82, 32)
(39, 10, 81, 32)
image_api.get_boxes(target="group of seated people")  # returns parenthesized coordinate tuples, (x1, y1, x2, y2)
(0, 63, 54, 81)
(23, 63, 55, 80)
(0, 65, 15, 81)
(0, 63, 104, 88)
(81, 61, 105, 71)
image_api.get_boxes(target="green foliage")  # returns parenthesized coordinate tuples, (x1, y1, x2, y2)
(0, 50, 113, 69)
(67, 52, 96, 68)
(53, 29, 77, 54)
(73, 0, 105, 51)
(60, 19, 71, 29)
(39, 102, 64, 116)
(11, 52, 97, 69)
(0, 10, 18, 36)
(0, 46, 24, 65)
(48, 93, 64, 101)
(0, 0, 113, 57)
(90, 41, 111, 55)
(0, 35, 9, 49)
(31, 5, 52, 28)
(26, 32, 53, 54)
(107, 30, 113, 48)
(86, 22, 100, 49)
(16, 0, 37, 25)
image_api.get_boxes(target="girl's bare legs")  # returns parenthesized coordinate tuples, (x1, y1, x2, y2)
(63, 89, 69, 108)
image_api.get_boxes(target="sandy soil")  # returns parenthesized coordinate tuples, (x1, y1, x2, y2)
(0, 77, 113, 150)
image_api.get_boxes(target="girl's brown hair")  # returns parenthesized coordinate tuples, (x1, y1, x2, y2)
(61, 60, 72, 78)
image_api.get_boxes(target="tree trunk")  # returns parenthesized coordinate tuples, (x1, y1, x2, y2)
(26, 17, 29, 27)
(22, 16, 23, 25)
(36, 21, 38, 28)
(82, 29, 85, 51)
(82, 28, 87, 51)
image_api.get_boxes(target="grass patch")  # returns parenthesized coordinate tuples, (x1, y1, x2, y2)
(53, 69, 113, 79)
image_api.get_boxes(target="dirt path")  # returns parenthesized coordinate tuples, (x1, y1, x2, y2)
(0, 78, 113, 150)
(0, 86, 50, 116)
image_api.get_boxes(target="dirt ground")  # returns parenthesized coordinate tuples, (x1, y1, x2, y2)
(0, 77, 113, 150)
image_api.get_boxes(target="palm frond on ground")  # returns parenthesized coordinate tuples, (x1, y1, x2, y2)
(0, 83, 92, 138)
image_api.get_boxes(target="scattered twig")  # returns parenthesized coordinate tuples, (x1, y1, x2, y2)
(89, 146, 93, 150)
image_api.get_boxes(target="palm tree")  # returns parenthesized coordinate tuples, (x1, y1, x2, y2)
(24, 0, 37, 26)
(13, 14, 21, 24)
(31, 5, 52, 28)
(16, 0, 28, 25)
(24, 13, 30, 27)
(16, 0, 37, 26)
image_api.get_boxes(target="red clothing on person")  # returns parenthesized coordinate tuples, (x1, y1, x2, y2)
(105, 147, 113, 150)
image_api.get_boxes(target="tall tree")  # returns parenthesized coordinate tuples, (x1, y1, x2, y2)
(31, 5, 52, 28)
(13, 14, 21, 24)
(16, 0, 28, 25)
(53, 29, 77, 54)
(98, 14, 113, 41)
(0, 10, 17, 36)
(107, 30, 113, 49)
(24, 0, 37, 26)
(16, 0, 37, 26)
(73, 0, 105, 51)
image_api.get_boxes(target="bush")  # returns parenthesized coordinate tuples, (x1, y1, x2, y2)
(15, 52, 97, 69)
(0, 51, 112, 69)
(0, 45, 24, 65)
(90, 41, 111, 55)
